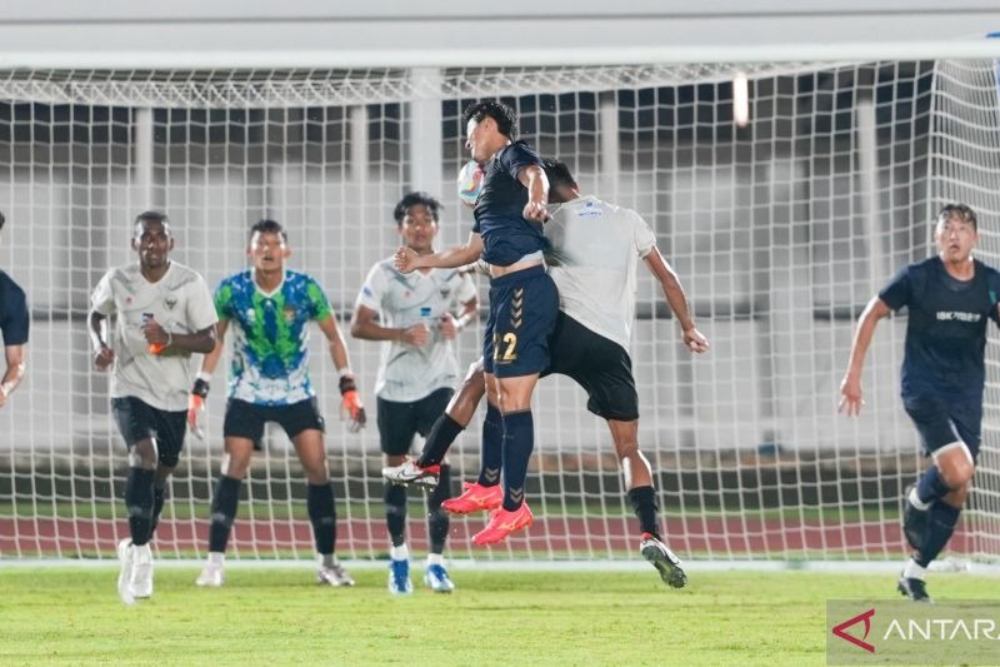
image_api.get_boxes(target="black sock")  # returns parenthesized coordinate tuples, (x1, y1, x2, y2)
(417, 415, 465, 468)
(915, 502, 961, 567)
(208, 475, 242, 553)
(501, 410, 534, 512)
(125, 468, 156, 546)
(384, 482, 408, 548)
(916, 465, 952, 505)
(150, 486, 166, 536)
(478, 403, 503, 487)
(427, 464, 452, 554)
(308, 483, 337, 556)
(627, 486, 661, 538)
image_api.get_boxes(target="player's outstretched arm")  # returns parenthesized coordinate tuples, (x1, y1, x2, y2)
(643, 247, 709, 354)
(394, 233, 484, 274)
(317, 313, 366, 432)
(839, 296, 891, 417)
(517, 164, 550, 223)
(0, 344, 25, 408)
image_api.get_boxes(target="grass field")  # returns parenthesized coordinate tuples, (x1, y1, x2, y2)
(0, 567, 995, 666)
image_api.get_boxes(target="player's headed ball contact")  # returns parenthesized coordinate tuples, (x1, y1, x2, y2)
(457, 160, 484, 207)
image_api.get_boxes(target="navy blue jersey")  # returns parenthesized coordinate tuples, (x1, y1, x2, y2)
(0, 270, 28, 346)
(879, 257, 1000, 401)
(472, 140, 548, 266)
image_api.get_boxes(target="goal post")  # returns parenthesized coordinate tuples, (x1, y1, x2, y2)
(0, 56, 998, 565)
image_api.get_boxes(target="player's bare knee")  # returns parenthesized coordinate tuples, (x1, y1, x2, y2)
(221, 451, 251, 479)
(615, 442, 640, 462)
(943, 481, 971, 508)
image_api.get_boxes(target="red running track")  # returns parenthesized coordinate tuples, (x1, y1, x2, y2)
(0, 516, 969, 559)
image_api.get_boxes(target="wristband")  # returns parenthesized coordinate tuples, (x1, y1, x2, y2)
(191, 377, 210, 399)
(339, 375, 357, 396)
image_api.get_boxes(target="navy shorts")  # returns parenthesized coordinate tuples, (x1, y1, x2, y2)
(483, 265, 559, 378)
(542, 313, 639, 421)
(223, 398, 325, 450)
(902, 393, 981, 461)
(111, 396, 188, 468)
(376, 387, 453, 456)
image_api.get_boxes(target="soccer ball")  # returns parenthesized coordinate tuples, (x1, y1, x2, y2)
(457, 160, 484, 207)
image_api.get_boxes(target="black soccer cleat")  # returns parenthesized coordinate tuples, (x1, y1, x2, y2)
(897, 575, 932, 603)
(902, 485, 929, 551)
(640, 533, 687, 589)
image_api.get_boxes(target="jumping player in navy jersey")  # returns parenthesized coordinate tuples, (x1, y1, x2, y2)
(840, 204, 1000, 602)
(394, 100, 555, 545)
(0, 212, 29, 410)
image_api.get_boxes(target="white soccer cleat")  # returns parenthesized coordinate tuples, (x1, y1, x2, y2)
(388, 557, 413, 595)
(424, 563, 455, 593)
(195, 562, 225, 588)
(639, 532, 687, 589)
(116, 538, 136, 606)
(382, 459, 441, 489)
(317, 562, 355, 587)
(130, 543, 154, 599)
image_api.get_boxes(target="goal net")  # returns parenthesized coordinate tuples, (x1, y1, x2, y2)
(0, 59, 998, 564)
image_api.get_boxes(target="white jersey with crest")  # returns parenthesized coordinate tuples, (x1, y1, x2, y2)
(545, 195, 657, 352)
(356, 259, 477, 402)
(91, 261, 218, 412)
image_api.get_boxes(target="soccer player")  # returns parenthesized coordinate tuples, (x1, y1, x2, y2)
(395, 101, 555, 545)
(387, 160, 709, 587)
(194, 219, 365, 588)
(839, 204, 998, 602)
(89, 212, 218, 604)
(350, 192, 478, 594)
(0, 212, 29, 409)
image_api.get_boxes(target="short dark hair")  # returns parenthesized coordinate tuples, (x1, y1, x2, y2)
(394, 192, 442, 225)
(462, 100, 518, 140)
(250, 219, 288, 242)
(542, 159, 577, 191)
(133, 210, 170, 236)
(937, 203, 977, 231)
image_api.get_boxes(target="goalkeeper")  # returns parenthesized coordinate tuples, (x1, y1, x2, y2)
(193, 219, 366, 588)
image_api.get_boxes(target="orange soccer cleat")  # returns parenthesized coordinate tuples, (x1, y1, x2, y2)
(441, 481, 503, 515)
(472, 502, 534, 546)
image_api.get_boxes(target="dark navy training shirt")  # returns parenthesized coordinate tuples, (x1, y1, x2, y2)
(0, 270, 29, 346)
(472, 140, 548, 267)
(879, 256, 1000, 401)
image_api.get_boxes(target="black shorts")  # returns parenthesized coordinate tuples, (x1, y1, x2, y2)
(483, 265, 559, 378)
(542, 312, 639, 422)
(111, 396, 188, 468)
(903, 393, 981, 461)
(223, 398, 325, 450)
(376, 387, 453, 456)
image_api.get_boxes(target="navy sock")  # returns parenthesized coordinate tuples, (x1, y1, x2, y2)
(150, 486, 166, 536)
(417, 415, 465, 468)
(501, 410, 534, 512)
(627, 486, 661, 538)
(208, 475, 242, 553)
(426, 464, 452, 554)
(125, 468, 156, 546)
(477, 403, 503, 487)
(384, 482, 408, 548)
(916, 466, 952, 505)
(307, 483, 337, 556)
(915, 502, 961, 567)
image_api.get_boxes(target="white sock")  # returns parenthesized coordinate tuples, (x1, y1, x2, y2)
(427, 553, 444, 567)
(390, 544, 409, 561)
(908, 487, 931, 511)
(903, 558, 927, 581)
(208, 551, 225, 567)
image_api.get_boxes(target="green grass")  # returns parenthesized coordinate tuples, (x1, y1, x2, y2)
(0, 568, 994, 665)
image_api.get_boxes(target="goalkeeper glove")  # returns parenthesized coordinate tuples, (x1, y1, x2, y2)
(339, 374, 366, 433)
(188, 376, 210, 439)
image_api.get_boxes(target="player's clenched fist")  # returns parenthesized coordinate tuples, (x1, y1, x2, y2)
(94, 344, 115, 371)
